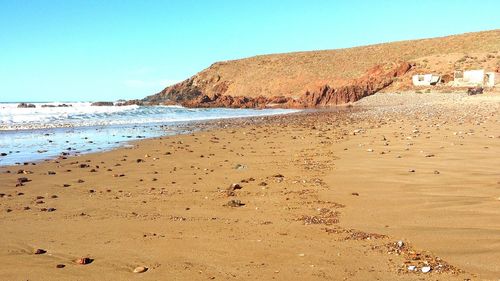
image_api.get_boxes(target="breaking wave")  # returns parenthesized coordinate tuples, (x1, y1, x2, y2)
(0, 102, 299, 130)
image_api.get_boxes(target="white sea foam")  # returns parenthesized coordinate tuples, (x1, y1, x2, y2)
(0, 102, 300, 166)
(0, 102, 299, 130)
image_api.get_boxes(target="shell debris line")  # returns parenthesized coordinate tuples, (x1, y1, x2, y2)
(376, 241, 463, 275)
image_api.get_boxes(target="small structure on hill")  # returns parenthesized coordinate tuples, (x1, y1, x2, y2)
(454, 69, 483, 86)
(452, 69, 498, 87)
(484, 72, 496, 87)
(412, 74, 441, 86)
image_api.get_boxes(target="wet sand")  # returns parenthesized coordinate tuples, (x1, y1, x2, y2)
(0, 92, 499, 280)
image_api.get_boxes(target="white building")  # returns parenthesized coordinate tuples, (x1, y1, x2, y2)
(453, 69, 498, 87)
(413, 69, 498, 88)
(485, 72, 496, 87)
(412, 74, 441, 86)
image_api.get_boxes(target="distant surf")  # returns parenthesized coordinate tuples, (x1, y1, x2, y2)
(0, 102, 300, 165)
(0, 102, 298, 130)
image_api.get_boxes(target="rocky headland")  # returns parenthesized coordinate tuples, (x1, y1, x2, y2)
(139, 29, 500, 108)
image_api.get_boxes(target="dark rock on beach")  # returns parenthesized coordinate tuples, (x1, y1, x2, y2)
(91, 101, 114, 106)
(17, 103, 36, 108)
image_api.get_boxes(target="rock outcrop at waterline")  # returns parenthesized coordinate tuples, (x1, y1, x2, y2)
(17, 103, 36, 108)
(143, 61, 412, 108)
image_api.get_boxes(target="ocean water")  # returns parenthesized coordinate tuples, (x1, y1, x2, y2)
(0, 102, 299, 166)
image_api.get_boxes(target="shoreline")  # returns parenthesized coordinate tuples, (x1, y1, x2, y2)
(1, 92, 499, 280)
(0, 108, 303, 167)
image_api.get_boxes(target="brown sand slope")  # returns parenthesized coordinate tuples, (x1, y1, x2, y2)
(142, 30, 500, 107)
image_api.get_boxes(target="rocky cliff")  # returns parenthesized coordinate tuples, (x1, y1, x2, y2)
(142, 29, 500, 108)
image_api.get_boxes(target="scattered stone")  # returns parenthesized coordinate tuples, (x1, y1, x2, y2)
(226, 183, 243, 196)
(34, 249, 46, 255)
(351, 192, 359, 196)
(17, 177, 29, 183)
(133, 266, 148, 273)
(76, 257, 93, 265)
(408, 169, 415, 173)
(225, 199, 245, 207)
(421, 266, 431, 273)
(240, 177, 255, 183)
(299, 208, 339, 225)
(396, 240, 404, 248)
(56, 264, 65, 268)
(47, 171, 56, 175)
(234, 164, 246, 170)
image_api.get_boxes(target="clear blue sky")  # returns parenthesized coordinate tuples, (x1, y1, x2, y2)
(1, 0, 499, 102)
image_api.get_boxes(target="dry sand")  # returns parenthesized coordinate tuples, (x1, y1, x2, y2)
(0, 92, 499, 280)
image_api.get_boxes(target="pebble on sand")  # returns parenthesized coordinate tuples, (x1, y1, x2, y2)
(396, 240, 404, 248)
(76, 257, 93, 265)
(133, 266, 148, 273)
(17, 177, 30, 183)
(226, 199, 245, 207)
(34, 249, 46, 255)
(421, 266, 431, 273)
(226, 183, 243, 196)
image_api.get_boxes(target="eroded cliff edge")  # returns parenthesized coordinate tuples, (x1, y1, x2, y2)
(136, 29, 499, 108)
(143, 62, 411, 108)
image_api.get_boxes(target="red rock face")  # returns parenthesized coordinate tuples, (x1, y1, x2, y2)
(298, 62, 412, 107)
(141, 61, 411, 108)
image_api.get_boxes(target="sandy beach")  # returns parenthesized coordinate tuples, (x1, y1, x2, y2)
(1, 91, 499, 280)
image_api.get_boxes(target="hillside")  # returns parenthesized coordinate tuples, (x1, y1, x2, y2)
(142, 29, 500, 108)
